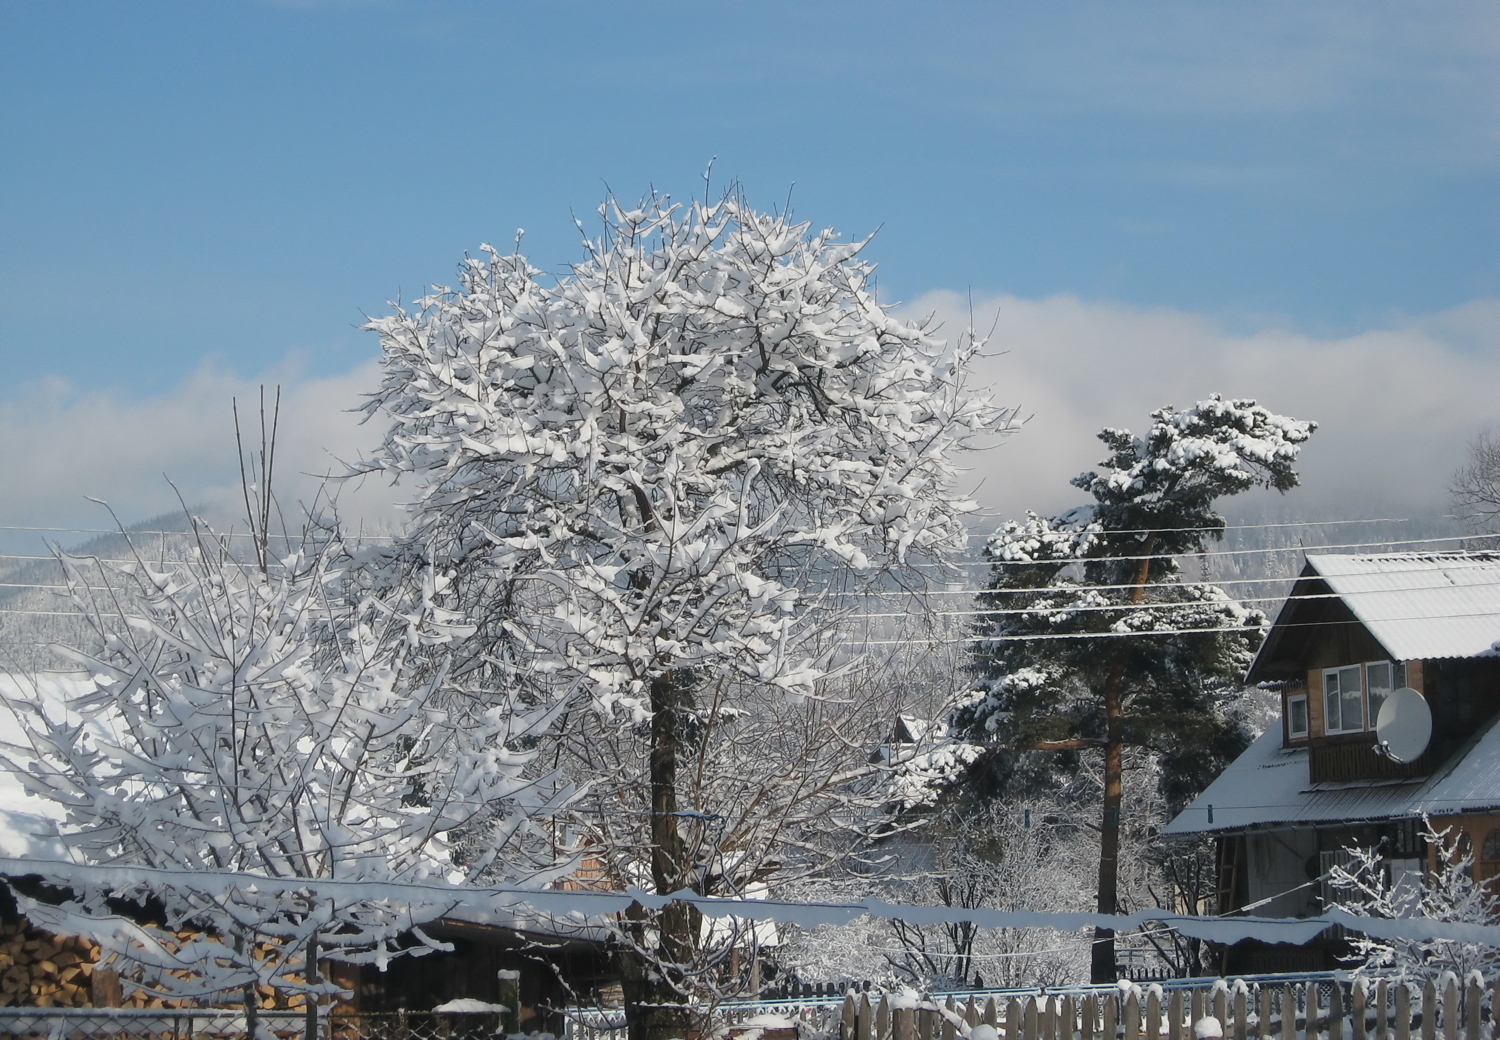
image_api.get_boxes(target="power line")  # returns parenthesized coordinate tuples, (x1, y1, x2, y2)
(4, 605, 1496, 648)
(0, 535, 1485, 574)
(963, 515, 1461, 540)
(7, 569, 1494, 612)
(833, 577, 1500, 621)
(853, 607, 1500, 646)
(0, 515, 1461, 539)
(962, 533, 1484, 568)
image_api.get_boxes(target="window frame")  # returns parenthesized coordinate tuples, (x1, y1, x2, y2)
(1286, 693, 1309, 742)
(1324, 664, 1366, 734)
(1320, 660, 1407, 736)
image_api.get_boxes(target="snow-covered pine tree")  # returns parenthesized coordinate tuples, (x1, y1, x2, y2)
(359, 188, 1008, 1040)
(950, 395, 1315, 982)
(0, 518, 572, 1031)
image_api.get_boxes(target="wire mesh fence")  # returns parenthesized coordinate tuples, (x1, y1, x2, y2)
(0, 1008, 517, 1040)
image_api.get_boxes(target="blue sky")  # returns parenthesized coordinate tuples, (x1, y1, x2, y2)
(1, 0, 1496, 533)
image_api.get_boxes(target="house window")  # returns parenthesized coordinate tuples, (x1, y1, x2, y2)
(1322, 660, 1406, 734)
(1324, 665, 1364, 733)
(1366, 661, 1406, 727)
(1287, 694, 1309, 740)
(1484, 829, 1500, 864)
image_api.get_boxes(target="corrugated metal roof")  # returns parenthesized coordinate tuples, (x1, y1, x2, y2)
(1411, 712, 1500, 815)
(1305, 552, 1500, 661)
(1168, 713, 1500, 836)
(1163, 728, 1425, 835)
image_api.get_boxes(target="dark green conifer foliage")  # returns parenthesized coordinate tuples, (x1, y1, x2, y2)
(952, 395, 1316, 981)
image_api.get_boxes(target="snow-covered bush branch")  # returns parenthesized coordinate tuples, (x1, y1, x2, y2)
(0, 518, 573, 1005)
(1328, 819, 1500, 981)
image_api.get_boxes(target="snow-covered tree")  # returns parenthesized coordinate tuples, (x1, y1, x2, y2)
(358, 189, 1007, 1039)
(948, 396, 1316, 982)
(882, 799, 1093, 990)
(0, 518, 571, 1031)
(1452, 429, 1500, 539)
(1327, 820, 1500, 981)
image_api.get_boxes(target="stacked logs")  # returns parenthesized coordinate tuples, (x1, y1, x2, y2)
(0, 914, 310, 1009)
(0, 915, 99, 1007)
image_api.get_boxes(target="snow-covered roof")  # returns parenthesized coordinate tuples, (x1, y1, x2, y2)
(1167, 711, 1500, 836)
(1302, 552, 1500, 662)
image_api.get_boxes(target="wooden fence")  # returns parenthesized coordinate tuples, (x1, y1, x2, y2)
(770, 978, 1500, 1040)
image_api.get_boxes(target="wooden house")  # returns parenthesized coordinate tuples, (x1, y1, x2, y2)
(1166, 552, 1500, 974)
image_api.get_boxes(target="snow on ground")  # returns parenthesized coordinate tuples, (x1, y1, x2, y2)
(0, 672, 90, 859)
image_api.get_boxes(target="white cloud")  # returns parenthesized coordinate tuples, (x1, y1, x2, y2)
(901, 293, 1500, 527)
(2, 294, 1495, 545)
(0, 360, 403, 541)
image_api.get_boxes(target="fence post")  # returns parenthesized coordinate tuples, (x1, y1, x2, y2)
(894, 1004, 915, 1040)
(1023, 996, 1039, 1040)
(1170, 991, 1185, 1040)
(877, 996, 892, 1040)
(1214, 990, 1229, 1034)
(1331, 982, 1345, 1040)
(1283, 985, 1298, 1040)
(857, 994, 873, 1040)
(987, 999, 999, 1030)
(1083, 995, 1098, 1040)
(1444, 977, 1461, 1040)
(1377, 981, 1388, 1040)
(1064, 997, 1077, 1040)
(1147, 990, 1161, 1040)
(943, 997, 957, 1040)
(1424, 980, 1438, 1040)
(1396, 984, 1411, 1040)
(1466, 977, 1482, 1040)
(1126, 989, 1142, 1040)
(1104, 992, 1119, 1040)
(1354, 980, 1367, 1040)
(967, 998, 981, 1029)
(1008, 998, 1023, 1040)
(1236, 985, 1249, 1040)
(1258, 985, 1272, 1040)
(844, 994, 858, 1040)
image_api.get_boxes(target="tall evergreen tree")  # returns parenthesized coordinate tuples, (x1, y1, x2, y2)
(950, 395, 1315, 982)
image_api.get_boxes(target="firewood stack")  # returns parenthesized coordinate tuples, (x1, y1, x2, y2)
(0, 914, 310, 1009)
(0, 915, 99, 1007)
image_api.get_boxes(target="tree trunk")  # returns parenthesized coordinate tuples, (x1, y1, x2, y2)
(1090, 535, 1158, 984)
(245, 979, 260, 1040)
(620, 671, 701, 1040)
(1090, 658, 1126, 984)
(303, 933, 319, 1040)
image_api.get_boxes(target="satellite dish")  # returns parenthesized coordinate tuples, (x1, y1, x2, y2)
(1375, 688, 1432, 764)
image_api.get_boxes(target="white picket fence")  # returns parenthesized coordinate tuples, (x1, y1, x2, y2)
(751, 977, 1500, 1040)
(566, 976, 1500, 1040)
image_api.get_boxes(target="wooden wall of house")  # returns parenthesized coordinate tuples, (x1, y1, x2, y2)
(1428, 812, 1500, 892)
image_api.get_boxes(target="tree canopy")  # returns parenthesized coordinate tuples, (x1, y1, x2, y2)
(946, 395, 1316, 980)
(360, 190, 1009, 1039)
